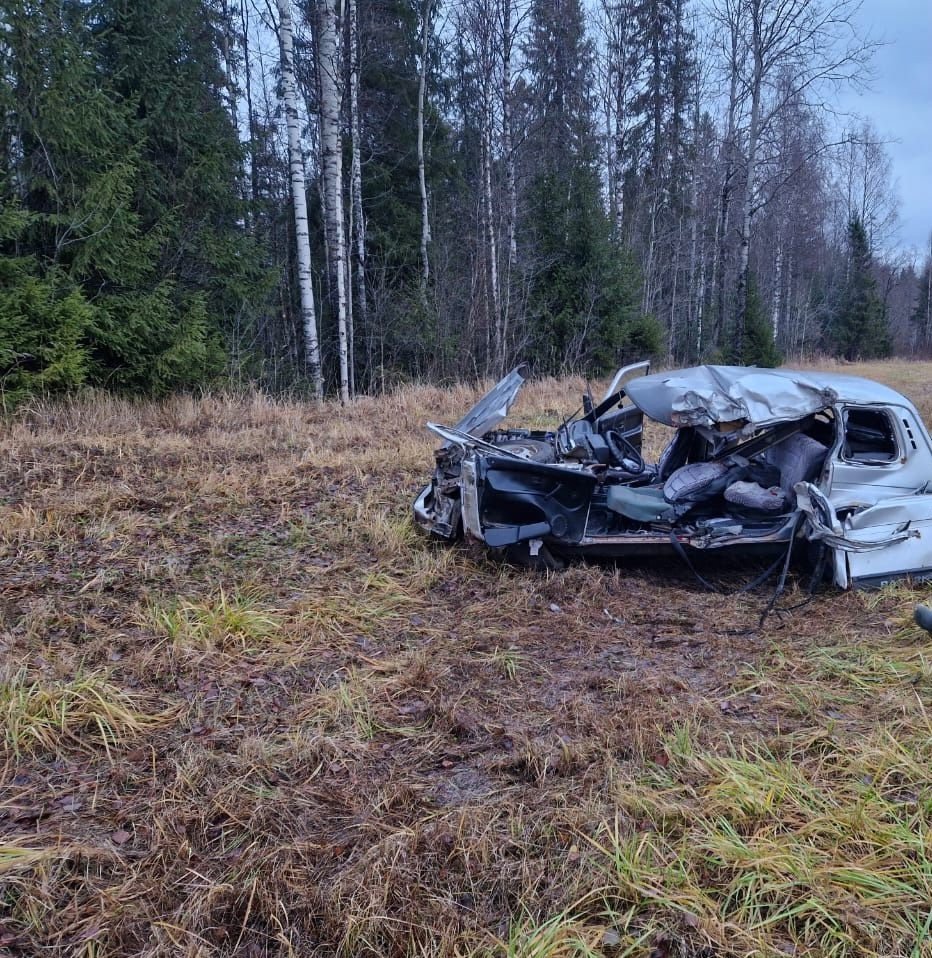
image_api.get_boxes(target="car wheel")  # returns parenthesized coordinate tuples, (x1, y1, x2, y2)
(497, 438, 557, 463)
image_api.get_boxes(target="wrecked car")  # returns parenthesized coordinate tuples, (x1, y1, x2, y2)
(413, 362, 932, 589)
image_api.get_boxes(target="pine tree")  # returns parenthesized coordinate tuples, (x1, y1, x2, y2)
(829, 216, 891, 361)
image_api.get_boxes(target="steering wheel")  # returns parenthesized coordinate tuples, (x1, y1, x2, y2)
(605, 429, 645, 474)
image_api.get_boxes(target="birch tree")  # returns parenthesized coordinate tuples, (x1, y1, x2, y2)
(276, 0, 323, 397)
(498, 0, 526, 371)
(838, 120, 899, 252)
(416, 0, 433, 301)
(316, 0, 350, 401)
(347, 0, 366, 389)
(458, 0, 501, 371)
(717, 0, 874, 358)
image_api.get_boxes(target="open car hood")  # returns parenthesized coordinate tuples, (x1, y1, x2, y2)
(625, 365, 838, 429)
(450, 367, 526, 439)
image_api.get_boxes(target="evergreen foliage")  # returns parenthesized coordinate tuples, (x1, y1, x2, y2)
(723, 275, 782, 367)
(0, 0, 917, 401)
(522, 0, 653, 376)
(0, 205, 91, 405)
(830, 217, 892, 361)
(525, 170, 659, 373)
(353, 0, 452, 383)
(0, 0, 270, 403)
(91, 0, 270, 390)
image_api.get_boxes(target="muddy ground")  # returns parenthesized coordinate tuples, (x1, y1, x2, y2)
(1, 362, 931, 956)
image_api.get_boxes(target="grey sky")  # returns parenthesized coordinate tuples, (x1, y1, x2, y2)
(836, 0, 932, 258)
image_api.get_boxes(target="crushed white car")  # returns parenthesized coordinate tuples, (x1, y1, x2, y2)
(414, 362, 932, 589)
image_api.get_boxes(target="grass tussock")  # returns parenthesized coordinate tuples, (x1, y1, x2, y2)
(146, 587, 282, 653)
(588, 726, 932, 955)
(3, 361, 932, 955)
(0, 669, 169, 756)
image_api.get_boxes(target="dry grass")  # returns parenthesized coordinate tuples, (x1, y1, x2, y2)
(0, 670, 170, 757)
(1, 361, 932, 955)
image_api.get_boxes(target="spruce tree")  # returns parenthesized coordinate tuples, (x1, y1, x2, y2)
(0, 205, 91, 405)
(830, 216, 891, 361)
(353, 0, 451, 381)
(0, 0, 134, 401)
(523, 0, 651, 375)
(0, 0, 271, 399)
(91, 0, 270, 392)
(733, 275, 781, 367)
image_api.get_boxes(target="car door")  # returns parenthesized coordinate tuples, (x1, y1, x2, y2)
(824, 404, 932, 587)
(841, 495, 932, 587)
(594, 360, 651, 451)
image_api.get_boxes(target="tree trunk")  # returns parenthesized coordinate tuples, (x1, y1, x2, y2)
(734, 27, 763, 361)
(317, 0, 350, 401)
(416, 0, 432, 300)
(276, 0, 323, 398)
(348, 0, 366, 391)
(712, 1, 741, 351)
(483, 126, 501, 374)
(500, 0, 517, 371)
(240, 0, 260, 214)
(771, 240, 783, 341)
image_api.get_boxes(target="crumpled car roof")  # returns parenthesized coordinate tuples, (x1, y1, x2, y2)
(624, 365, 911, 429)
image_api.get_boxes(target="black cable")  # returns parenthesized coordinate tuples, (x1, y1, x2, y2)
(669, 512, 814, 635)
(668, 526, 794, 596)
(755, 514, 803, 630)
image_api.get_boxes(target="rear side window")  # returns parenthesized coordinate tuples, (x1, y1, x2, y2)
(842, 408, 899, 463)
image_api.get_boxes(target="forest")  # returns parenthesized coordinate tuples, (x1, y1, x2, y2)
(2, 0, 931, 404)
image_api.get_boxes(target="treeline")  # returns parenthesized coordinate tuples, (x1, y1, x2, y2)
(1, 0, 931, 403)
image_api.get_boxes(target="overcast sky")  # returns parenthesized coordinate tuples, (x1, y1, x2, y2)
(836, 0, 932, 258)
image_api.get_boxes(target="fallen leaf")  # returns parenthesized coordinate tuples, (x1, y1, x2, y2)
(396, 700, 427, 716)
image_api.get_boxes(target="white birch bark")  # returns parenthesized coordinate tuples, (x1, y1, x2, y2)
(416, 0, 433, 299)
(734, 12, 763, 360)
(482, 127, 501, 371)
(276, 0, 323, 398)
(499, 0, 518, 370)
(771, 240, 783, 340)
(317, 0, 350, 401)
(345, 171, 355, 396)
(348, 0, 366, 389)
(711, 0, 742, 348)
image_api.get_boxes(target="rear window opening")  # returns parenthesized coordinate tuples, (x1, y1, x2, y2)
(842, 408, 898, 463)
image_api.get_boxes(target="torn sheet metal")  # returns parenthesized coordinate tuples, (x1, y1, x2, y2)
(626, 366, 837, 429)
(795, 482, 919, 552)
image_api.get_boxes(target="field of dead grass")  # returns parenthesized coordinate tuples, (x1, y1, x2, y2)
(1, 360, 932, 956)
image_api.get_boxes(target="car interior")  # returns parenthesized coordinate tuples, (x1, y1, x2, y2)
(591, 413, 834, 533)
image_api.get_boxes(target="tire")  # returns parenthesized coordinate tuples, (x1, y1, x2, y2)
(497, 438, 557, 464)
